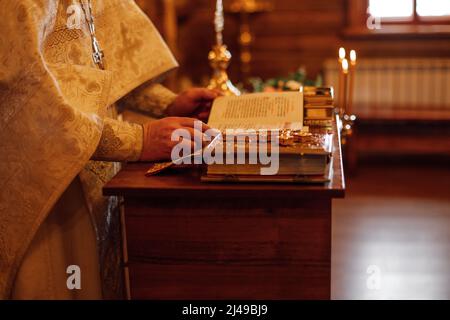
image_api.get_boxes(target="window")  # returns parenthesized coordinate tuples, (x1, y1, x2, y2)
(369, 0, 414, 19)
(368, 0, 450, 22)
(417, 0, 450, 18)
(345, 0, 450, 37)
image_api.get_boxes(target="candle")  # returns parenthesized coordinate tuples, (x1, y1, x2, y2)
(341, 58, 349, 117)
(348, 50, 357, 115)
(338, 47, 347, 115)
(339, 47, 346, 63)
(338, 47, 347, 116)
(214, 0, 225, 46)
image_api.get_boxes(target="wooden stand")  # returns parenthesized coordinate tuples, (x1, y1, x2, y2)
(104, 119, 345, 300)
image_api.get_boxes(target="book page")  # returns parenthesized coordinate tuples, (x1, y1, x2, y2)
(207, 92, 303, 131)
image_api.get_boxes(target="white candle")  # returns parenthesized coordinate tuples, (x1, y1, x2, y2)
(338, 48, 347, 116)
(341, 58, 349, 116)
(348, 50, 357, 115)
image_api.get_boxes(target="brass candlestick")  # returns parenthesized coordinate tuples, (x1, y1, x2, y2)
(208, 0, 241, 96)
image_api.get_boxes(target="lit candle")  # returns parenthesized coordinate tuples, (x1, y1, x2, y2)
(348, 50, 357, 115)
(341, 58, 349, 117)
(338, 47, 347, 115)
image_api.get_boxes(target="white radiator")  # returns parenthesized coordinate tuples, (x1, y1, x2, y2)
(324, 58, 450, 119)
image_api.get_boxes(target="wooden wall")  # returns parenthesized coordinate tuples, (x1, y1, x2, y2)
(137, 0, 450, 87)
(175, 0, 346, 85)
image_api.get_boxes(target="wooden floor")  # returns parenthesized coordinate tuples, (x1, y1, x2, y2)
(331, 161, 450, 299)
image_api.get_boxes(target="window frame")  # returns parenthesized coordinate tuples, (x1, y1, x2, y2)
(369, 0, 450, 25)
(345, 0, 450, 38)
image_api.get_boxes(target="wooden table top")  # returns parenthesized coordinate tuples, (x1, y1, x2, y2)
(104, 118, 345, 199)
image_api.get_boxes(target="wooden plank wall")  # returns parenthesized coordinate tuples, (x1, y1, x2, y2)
(136, 0, 450, 87)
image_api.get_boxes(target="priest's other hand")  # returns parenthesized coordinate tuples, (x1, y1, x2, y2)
(140, 117, 210, 162)
(166, 88, 221, 122)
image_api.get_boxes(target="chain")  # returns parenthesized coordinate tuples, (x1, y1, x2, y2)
(79, 0, 105, 69)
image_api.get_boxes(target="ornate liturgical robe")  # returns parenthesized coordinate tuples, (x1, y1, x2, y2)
(0, 0, 178, 299)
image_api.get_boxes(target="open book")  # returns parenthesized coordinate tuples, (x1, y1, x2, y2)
(207, 92, 304, 131)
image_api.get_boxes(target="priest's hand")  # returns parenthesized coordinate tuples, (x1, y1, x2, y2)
(140, 117, 209, 162)
(166, 88, 221, 122)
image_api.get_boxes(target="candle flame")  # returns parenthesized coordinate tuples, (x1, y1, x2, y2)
(350, 50, 357, 64)
(342, 58, 349, 73)
(339, 47, 346, 60)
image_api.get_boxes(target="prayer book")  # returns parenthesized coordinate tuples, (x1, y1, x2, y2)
(208, 92, 304, 131)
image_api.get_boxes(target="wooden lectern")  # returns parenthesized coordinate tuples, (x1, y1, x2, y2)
(104, 120, 345, 300)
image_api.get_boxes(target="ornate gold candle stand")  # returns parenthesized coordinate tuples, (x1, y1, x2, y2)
(208, 44, 241, 96)
(208, 0, 241, 96)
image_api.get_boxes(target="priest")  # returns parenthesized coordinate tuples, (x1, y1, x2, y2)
(0, 0, 218, 299)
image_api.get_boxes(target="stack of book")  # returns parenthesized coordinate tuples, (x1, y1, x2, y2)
(303, 87, 335, 127)
(200, 91, 334, 184)
(202, 132, 333, 183)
